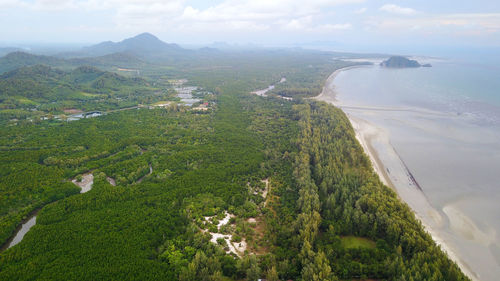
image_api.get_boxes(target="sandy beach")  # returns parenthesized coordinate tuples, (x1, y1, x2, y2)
(314, 65, 367, 104)
(315, 66, 478, 280)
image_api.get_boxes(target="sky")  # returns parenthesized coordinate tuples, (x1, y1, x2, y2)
(1, 0, 500, 54)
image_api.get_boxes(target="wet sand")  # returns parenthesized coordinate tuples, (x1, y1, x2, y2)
(314, 66, 368, 103)
(315, 67, 484, 280)
(72, 173, 94, 193)
(344, 113, 477, 280)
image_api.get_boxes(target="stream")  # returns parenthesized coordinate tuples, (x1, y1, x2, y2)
(136, 164, 153, 184)
(1, 173, 94, 252)
(251, 77, 286, 97)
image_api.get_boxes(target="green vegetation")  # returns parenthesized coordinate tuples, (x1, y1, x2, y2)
(285, 101, 468, 281)
(0, 51, 148, 74)
(0, 70, 295, 279)
(340, 236, 376, 249)
(0, 64, 175, 122)
(0, 47, 468, 281)
(270, 57, 366, 98)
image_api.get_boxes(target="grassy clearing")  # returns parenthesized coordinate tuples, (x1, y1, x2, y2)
(15, 97, 38, 105)
(152, 101, 172, 105)
(341, 236, 376, 249)
(80, 92, 99, 97)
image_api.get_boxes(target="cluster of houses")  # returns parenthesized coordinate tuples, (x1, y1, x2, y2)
(192, 102, 210, 111)
(36, 111, 105, 122)
(171, 79, 214, 109)
(8, 79, 214, 125)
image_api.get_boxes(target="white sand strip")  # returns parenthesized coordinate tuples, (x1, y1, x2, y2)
(72, 173, 94, 193)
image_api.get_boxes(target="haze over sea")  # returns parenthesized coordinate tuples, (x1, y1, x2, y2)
(334, 54, 500, 281)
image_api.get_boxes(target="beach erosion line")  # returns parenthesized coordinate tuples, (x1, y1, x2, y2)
(314, 65, 478, 281)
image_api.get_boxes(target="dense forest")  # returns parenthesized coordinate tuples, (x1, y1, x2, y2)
(285, 102, 467, 280)
(0, 47, 469, 280)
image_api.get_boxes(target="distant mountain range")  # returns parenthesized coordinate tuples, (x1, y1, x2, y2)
(0, 33, 203, 72)
(0, 32, 382, 75)
(0, 47, 24, 57)
(0, 51, 148, 73)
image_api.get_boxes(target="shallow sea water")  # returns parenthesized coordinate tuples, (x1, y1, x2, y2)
(334, 59, 500, 281)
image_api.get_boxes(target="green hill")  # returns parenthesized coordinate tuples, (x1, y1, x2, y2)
(0, 64, 148, 100)
(0, 64, 159, 121)
(380, 56, 422, 68)
(0, 52, 67, 73)
(70, 53, 148, 69)
(0, 51, 148, 74)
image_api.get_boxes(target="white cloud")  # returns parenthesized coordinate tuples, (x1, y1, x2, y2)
(379, 4, 416, 15)
(366, 13, 500, 35)
(6, 0, 498, 46)
(1, 0, 186, 12)
(354, 7, 367, 14)
(283, 17, 351, 32)
(114, 1, 185, 25)
(180, 0, 364, 22)
(164, 0, 361, 32)
(283, 16, 312, 30)
(321, 23, 352, 30)
(1, 0, 363, 33)
(0, 0, 26, 9)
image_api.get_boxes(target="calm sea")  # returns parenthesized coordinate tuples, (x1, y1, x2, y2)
(334, 57, 500, 281)
(336, 58, 500, 125)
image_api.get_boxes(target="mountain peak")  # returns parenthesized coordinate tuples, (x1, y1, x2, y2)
(81, 33, 184, 59)
(122, 32, 165, 46)
(132, 32, 159, 41)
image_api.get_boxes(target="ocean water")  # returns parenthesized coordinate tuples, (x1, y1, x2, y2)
(337, 59, 500, 125)
(334, 58, 500, 281)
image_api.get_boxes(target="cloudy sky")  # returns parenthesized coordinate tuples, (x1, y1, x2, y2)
(1, 0, 499, 52)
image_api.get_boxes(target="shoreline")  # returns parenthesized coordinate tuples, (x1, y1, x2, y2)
(315, 66, 477, 281)
(314, 65, 368, 103)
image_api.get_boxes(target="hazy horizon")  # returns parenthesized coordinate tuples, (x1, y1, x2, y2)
(1, 0, 499, 56)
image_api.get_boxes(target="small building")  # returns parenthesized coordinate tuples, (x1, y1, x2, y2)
(84, 111, 104, 118)
(153, 102, 172, 108)
(192, 106, 209, 111)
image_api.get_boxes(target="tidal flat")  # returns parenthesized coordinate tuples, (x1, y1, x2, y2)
(317, 61, 500, 281)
